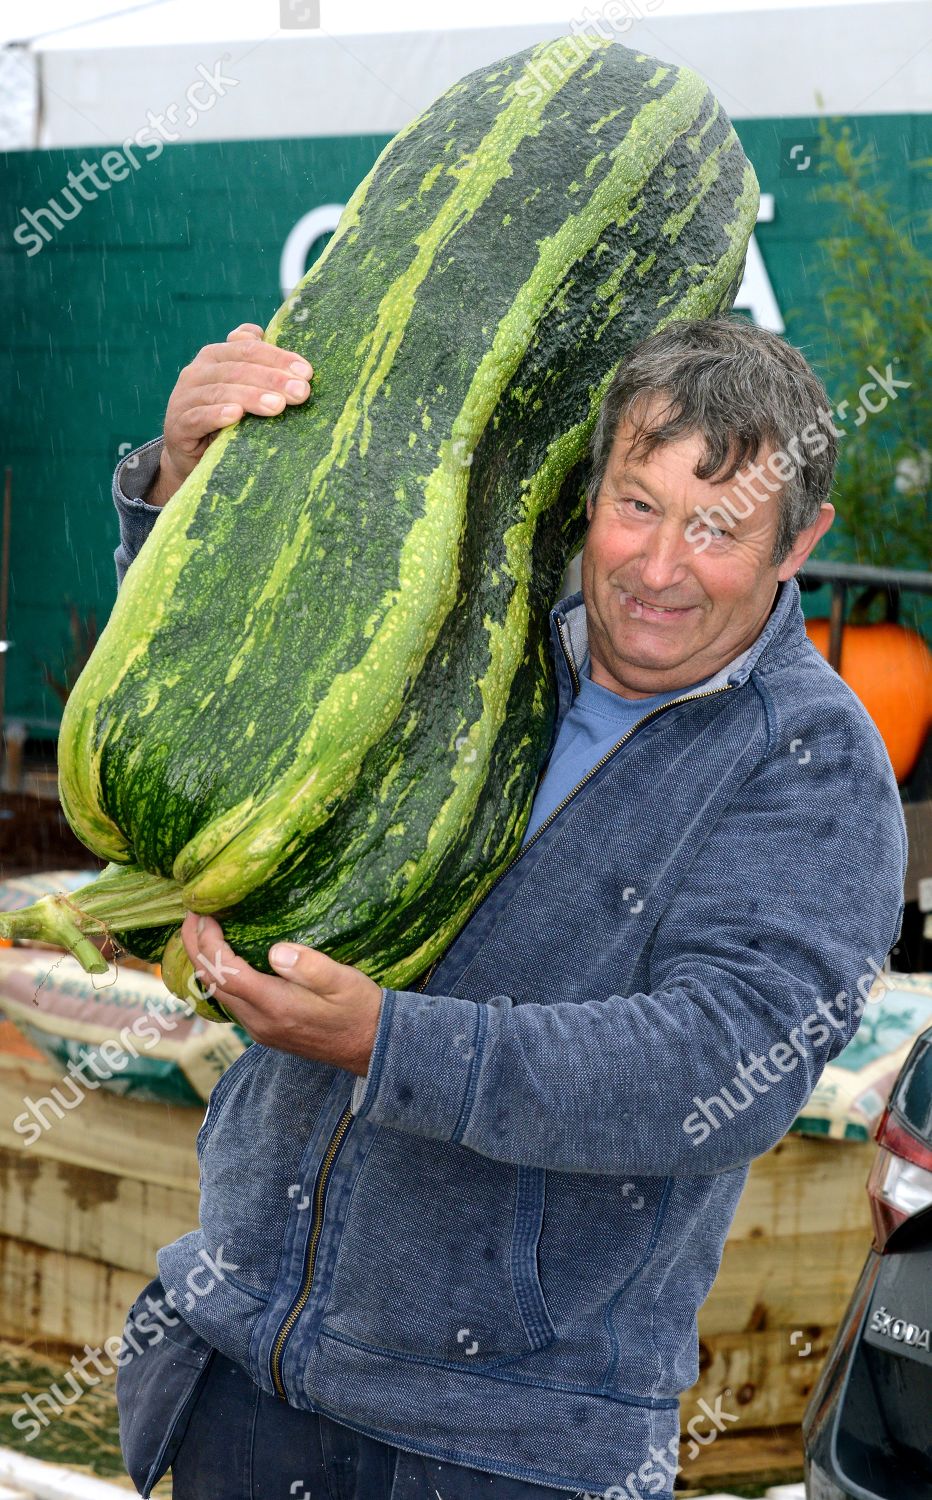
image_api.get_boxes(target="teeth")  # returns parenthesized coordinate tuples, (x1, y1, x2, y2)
(632, 595, 679, 613)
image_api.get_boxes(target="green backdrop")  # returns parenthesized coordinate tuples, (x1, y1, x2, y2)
(1, 113, 928, 737)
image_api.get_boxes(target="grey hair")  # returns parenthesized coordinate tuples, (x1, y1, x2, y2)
(585, 316, 838, 565)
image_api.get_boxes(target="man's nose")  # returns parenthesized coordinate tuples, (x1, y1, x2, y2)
(637, 523, 689, 594)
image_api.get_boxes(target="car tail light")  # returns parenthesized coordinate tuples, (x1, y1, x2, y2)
(868, 1107, 932, 1248)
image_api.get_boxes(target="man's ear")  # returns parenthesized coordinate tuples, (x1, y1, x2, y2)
(778, 502, 836, 581)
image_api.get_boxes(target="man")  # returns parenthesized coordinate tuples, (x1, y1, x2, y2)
(112, 316, 906, 1500)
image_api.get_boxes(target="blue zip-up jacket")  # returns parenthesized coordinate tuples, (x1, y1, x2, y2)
(112, 439, 907, 1496)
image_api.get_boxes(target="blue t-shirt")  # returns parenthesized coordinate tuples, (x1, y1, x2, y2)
(522, 651, 716, 845)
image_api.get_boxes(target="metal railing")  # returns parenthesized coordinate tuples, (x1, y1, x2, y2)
(798, 560, 932, 671)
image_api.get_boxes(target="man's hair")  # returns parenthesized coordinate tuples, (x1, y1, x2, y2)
(585, 316, 838, 565)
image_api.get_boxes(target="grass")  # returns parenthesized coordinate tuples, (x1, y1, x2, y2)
(0, 1340, 172, 1494)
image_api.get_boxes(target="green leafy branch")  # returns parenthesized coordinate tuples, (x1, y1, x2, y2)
(807, 120, 930, 570)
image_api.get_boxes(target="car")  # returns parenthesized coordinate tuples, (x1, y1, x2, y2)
(802, 1024, 932, 1497)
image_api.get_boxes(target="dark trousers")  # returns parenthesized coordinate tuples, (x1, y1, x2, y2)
(116, 1277, 582, 1499)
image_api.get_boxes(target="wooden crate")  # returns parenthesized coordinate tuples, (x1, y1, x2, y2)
(0, 1052, 874, 1487)
(0, 1053, 200, 1349)
(0, 795, 107, 879)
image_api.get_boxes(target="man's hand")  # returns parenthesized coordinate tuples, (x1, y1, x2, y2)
(145, 323, 314, 507)
(180, 912, 383, 1077)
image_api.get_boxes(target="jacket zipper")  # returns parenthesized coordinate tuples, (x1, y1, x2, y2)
(270, 959, 438, 1398)
(269, 617, 731, 1397)
(557, 615, 581, 698)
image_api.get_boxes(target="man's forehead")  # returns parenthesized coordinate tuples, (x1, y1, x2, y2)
(609, 417, 772, 471)
(609, 426, 779, 487)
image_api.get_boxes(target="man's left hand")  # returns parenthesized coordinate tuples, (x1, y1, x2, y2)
(180, 912, 384, 1076)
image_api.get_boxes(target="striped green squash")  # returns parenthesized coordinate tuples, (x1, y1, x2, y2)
(4, 35, 758, 1014)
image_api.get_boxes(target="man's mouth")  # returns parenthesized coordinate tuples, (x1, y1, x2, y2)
(620, 591, 697, 621)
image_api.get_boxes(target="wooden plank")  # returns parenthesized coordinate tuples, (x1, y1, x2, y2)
(0, 1237, 146, 1349)
(676, 1424, 803, 1492)
(698, 1228, 870, 1333)
(729, 1134, 873, 1241)
(0, 1046, 875, 1225)
(0, 1047, 876, 1448)
(0, 1243, 833, 1434)
(686, 1326, 828, 1430)
(0, 1148, 199, 1275)
(0, 1054, 200, 1191)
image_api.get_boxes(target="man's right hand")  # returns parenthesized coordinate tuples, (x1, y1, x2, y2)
(142, 323, 314, 507)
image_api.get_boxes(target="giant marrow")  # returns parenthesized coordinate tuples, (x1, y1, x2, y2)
(3, 36, 758, 1013)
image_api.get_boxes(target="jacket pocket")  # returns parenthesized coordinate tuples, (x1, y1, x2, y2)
(510, 1166, 556, 1351)
(320, 1132, 555, 1366)
(116, 1275, 216, 1497)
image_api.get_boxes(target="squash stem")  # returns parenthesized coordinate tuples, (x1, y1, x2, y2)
(0, 863, 187, 975)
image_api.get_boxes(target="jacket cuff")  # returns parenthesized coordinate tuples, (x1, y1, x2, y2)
(112, 436, 166, 586)
(113, 436, 164, 508)
(349, 986, 486, 1143)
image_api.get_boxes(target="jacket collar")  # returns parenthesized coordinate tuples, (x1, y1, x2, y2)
(548, 573, 808, 702)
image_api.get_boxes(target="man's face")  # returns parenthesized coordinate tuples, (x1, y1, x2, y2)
(580, 399, 834, 699)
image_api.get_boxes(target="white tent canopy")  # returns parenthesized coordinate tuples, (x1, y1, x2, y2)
(1, 0, 927, 149)
(4, 0, 920, 48)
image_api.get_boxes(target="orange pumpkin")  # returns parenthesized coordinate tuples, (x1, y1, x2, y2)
(805, 619, 932, 783)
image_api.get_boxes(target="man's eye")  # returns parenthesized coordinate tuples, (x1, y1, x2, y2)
(625, 498, 653, 514)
